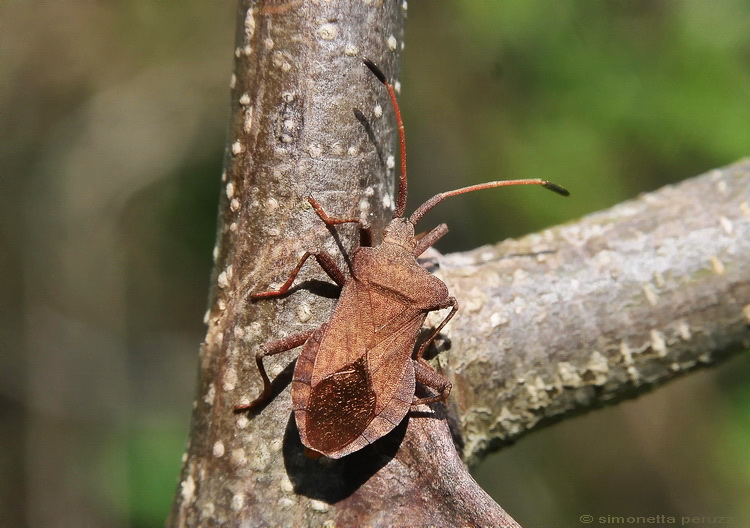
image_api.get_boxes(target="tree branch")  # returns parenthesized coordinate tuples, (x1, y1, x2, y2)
(438, 160, 750, 466)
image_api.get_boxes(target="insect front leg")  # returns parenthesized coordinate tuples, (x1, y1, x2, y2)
(234, 330, 315, 412)
(307, 196, 373, 247)
(251, 251, 346, 298)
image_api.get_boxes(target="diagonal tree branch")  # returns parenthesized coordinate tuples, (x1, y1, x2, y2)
(169, 1, 750, 526)
(435, 160, 750, 466)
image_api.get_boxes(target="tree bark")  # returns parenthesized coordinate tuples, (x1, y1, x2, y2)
(434, 160, 750, 467)
(168, 1, 750, 526)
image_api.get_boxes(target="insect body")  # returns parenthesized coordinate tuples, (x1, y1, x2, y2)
(235, 59, 568, 459)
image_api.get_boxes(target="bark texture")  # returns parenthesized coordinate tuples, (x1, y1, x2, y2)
(168, 1, 750, 526)
(434, 160, 750, 466)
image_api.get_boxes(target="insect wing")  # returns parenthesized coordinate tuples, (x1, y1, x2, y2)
(292, 277, 421, 457)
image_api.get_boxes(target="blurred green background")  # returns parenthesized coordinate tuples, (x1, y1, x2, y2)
(1, 1, 748, 527)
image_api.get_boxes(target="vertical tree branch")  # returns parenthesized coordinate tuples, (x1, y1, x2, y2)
(169, 1, 520, 526)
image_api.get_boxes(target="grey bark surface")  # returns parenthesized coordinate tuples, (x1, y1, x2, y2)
(168, 1, 750, 526)
(434, 161, 750, 466)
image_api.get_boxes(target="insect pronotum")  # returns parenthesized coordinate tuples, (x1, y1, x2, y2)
(235, 59, 569, 459)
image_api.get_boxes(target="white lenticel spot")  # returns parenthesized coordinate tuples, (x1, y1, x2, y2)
(231, 141, 243, 155)
(642, 283, 658, 306)
(318, 23, 338, 40)
(677, 320, 692, 340)
(308, 144, 323, 158)
(297, 303, 313, 323)
(719, 216, 733, 235)
(223, 368, 237, 391)
(213, 441, 225, 457)
(710, 255, 725, 275)
(203, 383, 216, 406)
(231, 448, 247, 466)
(387, 35, 397, 50)
(310, 499, 330, 513)
(181, 475, 196, 503)
(231, 492, 244, 511)
(650, 329, 667, 356)
(244, 8, 256, 40)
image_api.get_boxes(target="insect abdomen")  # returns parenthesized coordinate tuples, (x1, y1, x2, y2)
(305, 356, 376, 454)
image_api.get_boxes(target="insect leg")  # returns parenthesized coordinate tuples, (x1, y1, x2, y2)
(414, 296, 458, 361)
(410, 296, 458, 405)
(413, 223, 448, 257)
(234, 329, 315, 412)
(251, 250, 346, 298)
(307, 196, 373, 247)
(412, 360, 452, 406)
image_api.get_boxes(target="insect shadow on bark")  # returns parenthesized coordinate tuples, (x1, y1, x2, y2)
(282, 412, 407, 502)
(353, 107, 386, 169)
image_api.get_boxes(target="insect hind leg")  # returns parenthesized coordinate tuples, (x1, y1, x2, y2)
(412, 359, 452, 406)
(410, 296, 457, 405)
(234, 330, 315, 412)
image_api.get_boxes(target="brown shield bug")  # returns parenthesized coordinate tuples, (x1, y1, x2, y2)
(234, 59, 569, 458)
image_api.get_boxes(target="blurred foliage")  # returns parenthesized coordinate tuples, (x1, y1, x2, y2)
(403, 1, 750, 251)
(1, 1, 748, 527)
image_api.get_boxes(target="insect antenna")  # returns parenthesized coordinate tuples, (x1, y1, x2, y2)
(363, 58, 408, 219)
(409, 179, 569, 225)
(363, 59, 569, 227)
